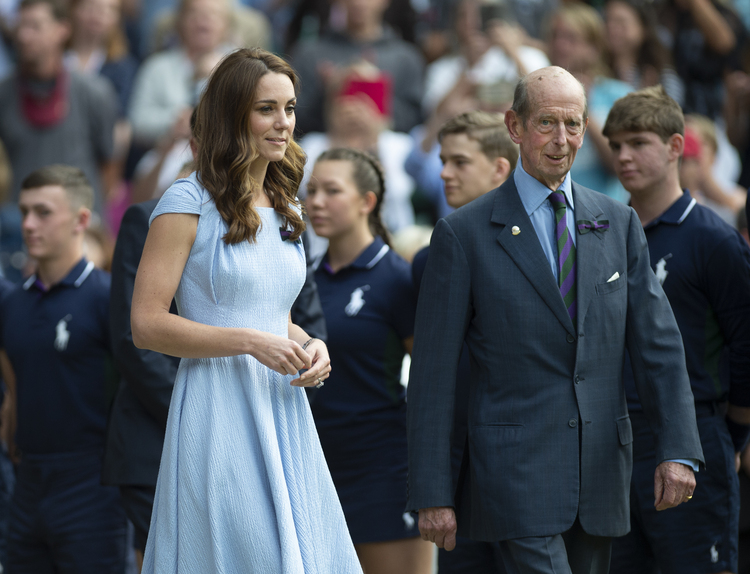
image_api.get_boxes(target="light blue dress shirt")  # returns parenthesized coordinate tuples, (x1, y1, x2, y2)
(514, 159, 576, 283)
(513, 161, 699, 473)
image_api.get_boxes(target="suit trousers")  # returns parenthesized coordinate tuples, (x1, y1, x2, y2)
(498, 518, 612, 574)
(439, 537, 507, 573)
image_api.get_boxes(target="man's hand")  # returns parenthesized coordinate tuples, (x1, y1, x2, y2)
(418, 506, 457, 551)
(654, 461, 696, 510)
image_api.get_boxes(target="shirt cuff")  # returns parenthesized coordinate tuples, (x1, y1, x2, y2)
(666, 458, 700, 472)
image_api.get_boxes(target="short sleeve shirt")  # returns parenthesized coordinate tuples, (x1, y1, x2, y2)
(0, 259, 112, 454)
(624, 191, 750, 409)
(312, 238, 417, 438)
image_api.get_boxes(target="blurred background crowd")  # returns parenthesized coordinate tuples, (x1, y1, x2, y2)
(0, 0, 747, 277)
(0, 0, 749, 571)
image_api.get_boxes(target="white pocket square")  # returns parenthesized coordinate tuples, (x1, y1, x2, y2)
(607, 272, 620, 283)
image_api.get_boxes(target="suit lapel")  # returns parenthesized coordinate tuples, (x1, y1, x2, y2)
(491, 179, 576, 336)
(572, 183, 607, 327)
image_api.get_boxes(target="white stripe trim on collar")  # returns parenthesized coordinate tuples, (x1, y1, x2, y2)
(23, 261, 96, 290)
(676, 198, 697, 225)
(365, 245, 389, 269)
(73, 261, 95, 287)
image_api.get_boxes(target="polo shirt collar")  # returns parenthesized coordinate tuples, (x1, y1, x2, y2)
(321, 237, 390, 275)
(514, 159, 574, 216)
(644, 189, 697, 229)
(23, 258, 95, 292)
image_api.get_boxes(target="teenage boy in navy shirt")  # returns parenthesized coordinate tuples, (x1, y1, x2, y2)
(412, 111, 517, 574)
(603, 86, 750, 574)
(0, 165, 126, 573)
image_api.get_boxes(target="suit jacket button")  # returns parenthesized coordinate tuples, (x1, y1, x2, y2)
(569, 419, 578, 428)
(566, 334, 575, 343)
(574, 376, 581, 384)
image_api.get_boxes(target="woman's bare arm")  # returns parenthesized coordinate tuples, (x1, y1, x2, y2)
(131, 212, 312, 376)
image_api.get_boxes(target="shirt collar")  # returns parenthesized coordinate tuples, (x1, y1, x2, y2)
(23, 258, 94, 292)
(513, 159, 574, 216)
(321, 237, 389, 275)
(644, 189, 696, 229)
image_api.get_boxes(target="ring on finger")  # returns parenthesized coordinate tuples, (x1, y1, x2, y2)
(314, 378, 324, 389)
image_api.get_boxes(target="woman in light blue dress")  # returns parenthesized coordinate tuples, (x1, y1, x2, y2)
(130, 48, 362, 573)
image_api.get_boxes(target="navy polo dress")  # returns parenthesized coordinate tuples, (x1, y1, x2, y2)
(312, 237, 418, 543)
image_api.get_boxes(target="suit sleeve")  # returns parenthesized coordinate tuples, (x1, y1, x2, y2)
(407, 218, 472, 511)
(624, 208, 705, 467)
(290, 265, 328, 342)
(109, 203, 178, 428)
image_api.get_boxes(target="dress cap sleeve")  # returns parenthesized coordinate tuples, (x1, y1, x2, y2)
(149, 172, 208, 226)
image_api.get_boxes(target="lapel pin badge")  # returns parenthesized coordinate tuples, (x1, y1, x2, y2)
(511, 226, 520, 236)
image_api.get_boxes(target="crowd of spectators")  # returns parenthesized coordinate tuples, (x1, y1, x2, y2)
(0, 0, 749, 571)
(0, 0, 745, 272)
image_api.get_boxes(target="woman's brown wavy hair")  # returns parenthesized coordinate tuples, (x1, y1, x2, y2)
(194, 48, 306, 244)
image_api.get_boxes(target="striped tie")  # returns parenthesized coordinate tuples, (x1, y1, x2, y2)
(548, 191, 576, 325)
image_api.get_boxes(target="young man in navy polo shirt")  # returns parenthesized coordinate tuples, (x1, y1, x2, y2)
(412, 111, 517, 574)
(0, 165, 126, 573)
(603, 86, 750, 574)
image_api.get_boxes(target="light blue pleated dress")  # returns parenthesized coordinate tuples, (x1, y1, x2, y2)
(141, 174, 362, 574)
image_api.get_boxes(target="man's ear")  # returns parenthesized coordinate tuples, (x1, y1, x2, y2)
(492, 157, 512, 187)
(668, 133, 684, 162)
(505, 110, 523, 145)
(74, 207, 91, 234)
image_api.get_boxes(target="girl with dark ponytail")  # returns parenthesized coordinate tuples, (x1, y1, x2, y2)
(305, 148, 434, 574)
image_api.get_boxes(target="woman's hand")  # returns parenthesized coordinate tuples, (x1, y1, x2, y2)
(290, 339, 331, 387)
(252, 332, 312, 376)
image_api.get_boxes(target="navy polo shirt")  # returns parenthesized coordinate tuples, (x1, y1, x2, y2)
(624, 190, 750, 410)
(312, 237, 417, 438)
(0, 258, 112, 455)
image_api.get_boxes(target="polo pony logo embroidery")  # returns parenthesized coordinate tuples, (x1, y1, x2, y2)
(54, 314, 72, 351)
(402, 512, 415, 529)
(655, 254, 672, 286)
(345, 286, 370, 317)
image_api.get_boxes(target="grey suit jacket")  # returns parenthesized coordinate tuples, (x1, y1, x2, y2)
(406, 176, 704, 541)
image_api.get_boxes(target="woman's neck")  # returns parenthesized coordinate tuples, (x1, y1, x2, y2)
(249, 159, 272, 207)
(326, 226, 375, 273)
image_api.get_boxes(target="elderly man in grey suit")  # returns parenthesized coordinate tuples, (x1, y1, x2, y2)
(406, 66, 705, 574)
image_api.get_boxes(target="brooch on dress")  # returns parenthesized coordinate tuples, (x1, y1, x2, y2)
(279, 227, 302, 244)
